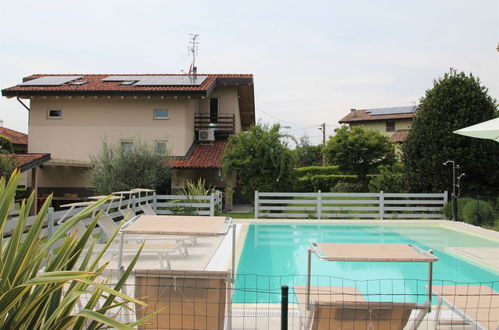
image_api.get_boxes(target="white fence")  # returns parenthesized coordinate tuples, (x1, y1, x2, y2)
(4, 191, 222, 240)
(254, 191, 448, 219)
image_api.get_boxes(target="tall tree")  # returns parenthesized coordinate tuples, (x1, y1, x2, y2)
(403, 69, 499, 194)
(325, 126, 396, 188)
(294, 135, 322, 167)
(222, 123, 297, 199)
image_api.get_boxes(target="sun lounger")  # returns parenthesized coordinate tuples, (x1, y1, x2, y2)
(432, 285, 499, 330)
(139, 203, 156, 215)
(297, 243, 437, 330)
(97, 213, 190, 255)
(68, 221, 183, 269)
(294, 285, 415, 330)
(134, 270, 230, 330)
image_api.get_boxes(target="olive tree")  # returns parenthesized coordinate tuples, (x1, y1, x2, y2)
(89, 140, 171, 194)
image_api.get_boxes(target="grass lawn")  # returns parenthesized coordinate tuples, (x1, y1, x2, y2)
(222, 212, 254, 219)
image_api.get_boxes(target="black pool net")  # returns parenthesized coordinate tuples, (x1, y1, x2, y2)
(71, 271, 498, 329)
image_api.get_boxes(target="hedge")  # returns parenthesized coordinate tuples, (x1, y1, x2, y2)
(295, 165, 340, 177)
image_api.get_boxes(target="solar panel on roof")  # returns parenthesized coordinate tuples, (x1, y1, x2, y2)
(101, 76, 143, 82)
(366, 106, 416, 115)
(19, 76, 82, 86)
(101, 75, 207, 86)
(134, 75, 207, 86)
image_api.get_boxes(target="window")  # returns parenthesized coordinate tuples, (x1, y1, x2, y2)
(121, 141, 134, 153)
(153, 109, 169, 120)
(48, 109, 63, 119)
(209, 98, 218, 123)
(155, 140, 168, 154)
(386, 121, 395, 132)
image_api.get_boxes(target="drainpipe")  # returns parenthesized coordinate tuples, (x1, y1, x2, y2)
(16, 95, 31, 111)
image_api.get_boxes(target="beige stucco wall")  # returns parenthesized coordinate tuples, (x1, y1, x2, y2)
(198, 86, 242, 133)
(36, 165, 93, 188)
(28, 96, 196, 161)
(350, 119, 412, 138)
(172, 168, 225, 190)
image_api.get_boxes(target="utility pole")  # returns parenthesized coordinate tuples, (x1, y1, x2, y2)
(319, 123, 326, 166)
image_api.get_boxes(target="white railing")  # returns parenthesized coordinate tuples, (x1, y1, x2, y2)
(254, 191, 448, 219)
(3, 191, 222, 241)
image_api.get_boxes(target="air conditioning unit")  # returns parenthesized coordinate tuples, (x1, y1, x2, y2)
(199, 129, 215, 142)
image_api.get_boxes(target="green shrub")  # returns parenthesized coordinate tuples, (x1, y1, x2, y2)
(462, 200, 496, 226)
(331, 181, 365, 193)
(0, 153, 17, 177)
(443, 197, 474, 220)
(0, 135, 14, 154)
(295, 165, 340, 176)
(310, 174, 358, 191)
(89, 139, 171, 194)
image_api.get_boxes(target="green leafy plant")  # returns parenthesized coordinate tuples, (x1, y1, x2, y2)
(368, 163, 407, 193)
(0, 154, 17, 178)
(0, 136, 14, 154)
(172, 178, 214, 215)
(462, 199, 496, 226)
(222, 123, 297, 199)
(0, 170, 153, 329)
(89, 140, 171, 194)
(325, 126, 396, 190)
(403, 69, 499, 194)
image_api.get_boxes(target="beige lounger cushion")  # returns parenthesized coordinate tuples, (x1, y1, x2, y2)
(135, 270, 228, 330)
(432, 285, 499, 330)
(294, 286, 415, 330)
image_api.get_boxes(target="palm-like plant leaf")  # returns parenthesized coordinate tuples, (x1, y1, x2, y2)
(0, 170, 149, 329)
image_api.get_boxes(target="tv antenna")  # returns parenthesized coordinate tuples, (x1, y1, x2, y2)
(188, 34, 199, 75)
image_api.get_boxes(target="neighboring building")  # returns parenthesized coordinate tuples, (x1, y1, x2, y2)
(338, 106, 417, 144)
(0, 126, 28, 153)
(2, 74, 255, 198)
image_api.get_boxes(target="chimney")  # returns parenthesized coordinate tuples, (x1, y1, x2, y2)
(350, 108, 356, 118)
(193, 66, 197, 76)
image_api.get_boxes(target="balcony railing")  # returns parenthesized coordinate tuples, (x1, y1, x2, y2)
(195, 113, 235, 133)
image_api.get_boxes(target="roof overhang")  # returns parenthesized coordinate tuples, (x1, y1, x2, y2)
(15, 153, 51, 172)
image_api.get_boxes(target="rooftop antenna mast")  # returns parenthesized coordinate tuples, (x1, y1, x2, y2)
(188, 34, 199, 76)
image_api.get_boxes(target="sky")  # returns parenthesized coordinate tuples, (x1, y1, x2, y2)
(1, 0, 497, 145)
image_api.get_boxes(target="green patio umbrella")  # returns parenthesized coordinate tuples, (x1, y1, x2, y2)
(453, 117, 499, 142)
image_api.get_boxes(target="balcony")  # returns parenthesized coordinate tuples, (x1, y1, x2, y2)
(194, 113, 235, 134)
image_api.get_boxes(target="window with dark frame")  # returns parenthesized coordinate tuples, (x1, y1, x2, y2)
(48, 109, 63, 119)
(153, 109, 169, 120)
(155, 140, 167, 154)
(121, 141, 134, 153)
(386, 121, 395, 132)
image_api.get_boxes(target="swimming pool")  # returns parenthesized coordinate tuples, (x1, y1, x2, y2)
(234, 224, 498, 304)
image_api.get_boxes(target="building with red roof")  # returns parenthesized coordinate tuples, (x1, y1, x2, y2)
(339, 106, 417, 144)
(2, 73, 255, 197)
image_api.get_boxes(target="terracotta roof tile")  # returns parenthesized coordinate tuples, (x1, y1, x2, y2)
(173, 140, 227, 168)
(339, 109, 416, 123)
(0, 127, 28, 145)
(390, 130, 410, 143)
(2, 74, 253, 97)
(0, 153, 50, 172)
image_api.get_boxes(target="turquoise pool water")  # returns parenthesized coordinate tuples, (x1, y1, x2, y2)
(234, 224, 498, 304)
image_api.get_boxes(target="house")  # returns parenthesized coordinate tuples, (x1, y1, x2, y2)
(338, 106, 417, 144)
(2, 73, 255, 200)
(0, 126, 29, 154)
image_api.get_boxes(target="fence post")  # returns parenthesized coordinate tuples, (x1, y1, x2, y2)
(317, 190, 322, 220)
(47, 207, 54, 238)
(281, 285, 289, 330)
(254, 191, 259, 219)
(152, 192, 158, 213)
(379, 191, 384, 220)
(209, 192, 215, 216)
